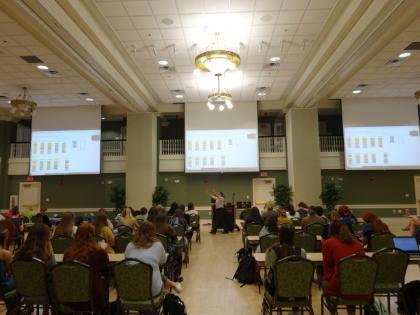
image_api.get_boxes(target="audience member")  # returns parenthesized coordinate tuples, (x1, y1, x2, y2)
(147, 207, 159, 223)
(125, 221, 182, 295)
(314, 206, 328, 222)
(9, 208, 23, 243)
(402, 209, 420, 237)
(33, 207, 51, 227)
(117, 207, 139, 230)
(23, 208, 37, 223)
(0, 229, 15, 307)
(285, 205, 300, 220)
(74, 216, 84, 227)
(170, 207, 188, 230)
(167, 202, 179, 217)
(64, 223, 109, 312)
(135, 207, 148, 221)
(53, 212, 77, 237)
(322, 210, 341, 239)
(98, 208, 114, 229)
(322, 221, 365, 299)
(361, 212, 391, 245)
(338, 205, 356, 226)
(243, 207, 263, 235)
(256, 214, 279, 253)
(185, 203, 198, 216)
(93, 212, 115, 253)
(4, 207, 16, 219)
(301, 208, 325, 230)
(262, 201, 276, 218)
(297, 202, 309, 217)
(277, 210, 292, 225)
(154, 213, 177, 244)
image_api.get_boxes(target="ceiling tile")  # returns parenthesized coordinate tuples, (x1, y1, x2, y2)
(229, 0, 256, 12)
(115, 29, 142, 40)
(96, 2, 127, 16)
(138, 29, 162, 41)
(121, 1, 152, 15)
(107, 16, 134, 30)
(282, 0, 310, 10)
(250, 25, 275, 37)
(253, 12, 279, 25)
(149, 0, 178, 15)
(180, 14, 206, 27)
(156, 15, 182, 28)
(131, 16, 158, 29)
(176, 0, 205, 14)
(255, 0, 283, 11)
(307, 0, 337, 10)
(161, 28, 185, 40)
(204, 0, 229, 13)
(301, 9, 331, 24)
(295, 23, 323, 35)
(277, 10, 305, 24)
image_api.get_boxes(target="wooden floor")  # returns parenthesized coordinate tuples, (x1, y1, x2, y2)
(1, 218, 418, 314)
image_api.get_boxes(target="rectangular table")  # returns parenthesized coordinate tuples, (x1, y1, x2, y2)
(55, 253, 169, 263)
(246, 235, 322, 243)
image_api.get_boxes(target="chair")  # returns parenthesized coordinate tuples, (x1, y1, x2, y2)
(95, 234, 106, 243)
(369, 232, 395, 251)
(294, 231, 317, 252)
(11, 257, 51, 314)
(172, 225, 188, 266)
(116, 225, 133, 235)
(246, 223, 263, 236)
(156, 233, 169, 253)
(262, 256, 315, 315)
(51, 260, 96, 313)
(260, 233, 279, 253)
(189, 214, 201, 242)
(32, 216, 43, 225)
(373, 248, 409, 312)
(321, 254, 378, 315)
(113, 258, 165, 314)
(51, 235, 74, 254)
(306, 223, 325, 236)
(292, 218, 301, 227)
(352, 222, 365, 235)
(114, 232, 133, 253)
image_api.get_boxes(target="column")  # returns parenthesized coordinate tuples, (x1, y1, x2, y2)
(126, 113, 157, 208)
(286, 108, 322, 207)
(0, 121, 16, 209)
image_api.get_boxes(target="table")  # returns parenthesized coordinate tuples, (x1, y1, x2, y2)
(54, 253, 169, 263)
(246, 235, 321, 243)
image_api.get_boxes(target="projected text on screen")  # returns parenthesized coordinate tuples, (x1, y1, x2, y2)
(185, 129, 259, 172)
(30, 130, 101, 176)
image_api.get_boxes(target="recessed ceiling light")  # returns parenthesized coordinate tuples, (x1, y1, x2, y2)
(158, 60, 169, 66)
(37, 65, 49, 70)
(260, 15, 273, 22)
(7, 100, 11, 104)
(270, 56, 280, 62)
(161, 18, 174, 25)
(101, 117, 105, 120)
(352, 89, 362, 94)
(175, 94, 183, 99)
(257, 92, 266, 96)
(85, 97, 94, 102)
(398, 52, 411, 59)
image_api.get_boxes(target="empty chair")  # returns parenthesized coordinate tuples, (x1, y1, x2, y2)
(260, 233, 279, 253)
(113, 258, 165, 314)
(262, 256, 315, 315)
(373, 248, 409, 312)
(294, 232, 317, 252)
(11, 257, 51, 314)
(116, 225, 133, 235)
(369, 232, 395, 251)
(306, 223, 325, 237)
(51, 235, 74, 254)
(156, 233, 169, 253)
(114, 233, 133, 253)
(321, 254, 377, 315)
(246, 223, 263, 236)
(189, 214, 201, 242)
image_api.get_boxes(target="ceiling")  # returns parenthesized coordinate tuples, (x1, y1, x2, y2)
(0, 9, 111, 109)
(0, 0, 419, 115)
(95, 0, 337, 103)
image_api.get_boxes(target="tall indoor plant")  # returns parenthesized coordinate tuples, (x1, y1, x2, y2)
(320, 181, 343, 211)
(272, 183, 293, 207)
(110, 186, 125, 210)
(152, 186, 169, 207)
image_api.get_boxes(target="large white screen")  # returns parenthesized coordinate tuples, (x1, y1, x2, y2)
(30, 106, 101, 176)
(342, 98, 420, 170)
(185, 102, 259, 173)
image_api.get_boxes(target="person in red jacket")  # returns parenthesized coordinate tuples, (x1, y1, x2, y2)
(322, 221, 366, 300)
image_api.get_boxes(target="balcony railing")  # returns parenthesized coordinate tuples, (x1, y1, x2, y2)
(319, 136, 344, 152)
(160, 139, 185, 156)
(10, 140, 127, 159)
(259, 136, 286, 153)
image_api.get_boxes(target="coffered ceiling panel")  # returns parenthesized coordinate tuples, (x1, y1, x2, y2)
(96, 0, 337, 103)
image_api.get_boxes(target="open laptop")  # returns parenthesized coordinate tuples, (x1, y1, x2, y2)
(393, 236, 420, 255)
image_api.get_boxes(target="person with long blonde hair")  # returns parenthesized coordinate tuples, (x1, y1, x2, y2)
(53, 212, 77, 237)
(125, 221, 182, 295)
(117, 207, 139, 229)
(63, 223, 109, 312)
(93, 212, 115, 253)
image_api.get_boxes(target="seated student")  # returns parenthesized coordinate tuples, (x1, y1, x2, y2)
(23, 208, 37, 223)
(93, 212, 115, 253)
(338, 205, 356, 226)
(297, 202, 309, 217)
(185, 203, 198, 216)
(15, 224, 56, 267)
(135, 207, 148, 221)
(0, 229, 17, 313)
(301, 208, 325, 230)
(167, 202, 179, 217)
(53, 212, 77, 237)
(277, 210, 293, 225)
(285, 205, 300, 221)
(314, 206, 329, 223)
(33, 207, 51, 227)
(9, 208, 24, 244)
(361, 212, 391, 246)
(256, 215, 279, 253)
(154, 213, 177, 244)
(402, 208, 420, 237)
(262, 201, 277, 219)
(243, 207, 263, 235)
(147, 207, 159, 224)
(4, 207, 15, 219)
(63, 223, 109, 312)
(322, 210, 341, 240)
(322, 221, 365, 298)
(170, 207, 188, 230)
(98, 208, 113, 230)
(125, 221, 182, 295)
(117, 207, 139, 230)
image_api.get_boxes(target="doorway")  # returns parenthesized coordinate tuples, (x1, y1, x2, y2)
(252, 178, 275, 208)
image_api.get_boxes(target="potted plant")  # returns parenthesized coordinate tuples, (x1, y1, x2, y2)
(110, 186, 125, 210)
(152, 186, 169, 207)
(272, 184, 293, 207)
(320, 181, 343, 211)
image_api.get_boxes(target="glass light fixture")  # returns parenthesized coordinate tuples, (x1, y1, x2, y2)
(9, 87, 37, 118)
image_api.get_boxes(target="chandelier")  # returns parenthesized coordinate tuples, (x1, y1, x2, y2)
(207, 74, 233, 111)
(9, 87, 37, 118)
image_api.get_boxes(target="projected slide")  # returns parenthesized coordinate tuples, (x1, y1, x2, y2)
(30, 130, 101, 175)
(344, 126, 420, 169)
(185, 129, 259, 172)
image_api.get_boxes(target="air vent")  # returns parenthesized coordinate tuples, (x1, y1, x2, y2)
(404, 42, 420, 50)
(19, 55, 44, 63)
(385, 58, 405, 66)
(44, 70, 62, 77)
(159, 65, 175, 73)
(0, 95, 9, 101)
(262, 62, 280, 71)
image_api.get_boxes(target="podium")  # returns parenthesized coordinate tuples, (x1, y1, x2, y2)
(211, 205, 236, 232)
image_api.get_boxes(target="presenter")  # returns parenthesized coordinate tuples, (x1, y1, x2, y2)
(209, 190, 228, 234)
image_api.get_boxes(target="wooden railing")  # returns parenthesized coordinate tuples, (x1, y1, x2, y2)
(319, 136, 344, 152)
(10, 140, 127, 159)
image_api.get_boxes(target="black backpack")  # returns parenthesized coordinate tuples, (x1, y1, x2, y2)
(163, 293, 187, 315)
(397, 280, 420, 314)
(233, 248, 258, 285)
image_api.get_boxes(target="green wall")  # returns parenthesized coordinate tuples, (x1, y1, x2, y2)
(157, 170, 288, 206)
(0, 121, 16, 209)
(7, 173, 125, 209)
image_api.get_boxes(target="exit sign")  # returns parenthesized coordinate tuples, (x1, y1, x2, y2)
(260, 171, 268, 177)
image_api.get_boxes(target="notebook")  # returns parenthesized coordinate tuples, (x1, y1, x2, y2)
(393, 236, 420, 254)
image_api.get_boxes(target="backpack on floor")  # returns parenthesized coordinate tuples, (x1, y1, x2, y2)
(397, 280, 420, 315)
(233, 248, 257, 285)
(162, 293, 187, 315)
(364, 297, 389, 315)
